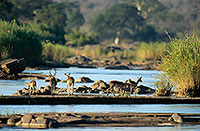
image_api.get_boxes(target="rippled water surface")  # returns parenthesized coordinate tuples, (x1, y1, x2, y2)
(0, 68, 199, 130)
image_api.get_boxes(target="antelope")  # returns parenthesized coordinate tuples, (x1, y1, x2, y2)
(64, 73, 75, 89)
(125, 77, 142, 95)
(26, 80, 37, 95)
(49, 69, 57, 94)
(107, 80, 130, 96)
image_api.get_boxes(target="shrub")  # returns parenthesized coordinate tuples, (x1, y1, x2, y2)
(159, 32, 200, 97)
(0, 20, 42, 66)
(135, 42, 166, 61)
(42, 42, 74, 63)
(64, 30, 99, 47)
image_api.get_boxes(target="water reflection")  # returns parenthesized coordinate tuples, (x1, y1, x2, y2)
(0, 104, 200, 115)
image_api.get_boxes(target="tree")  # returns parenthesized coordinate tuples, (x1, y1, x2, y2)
(0, 20, 42, 66)
(0, 0, 13, 21)
(90, 3, 157, 42)
(64, 2, 85, 33)
(9, 0, 52, 23)
(33, 3, 67, 44)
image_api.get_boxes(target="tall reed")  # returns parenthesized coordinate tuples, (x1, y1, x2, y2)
(159, 32, 200, 97)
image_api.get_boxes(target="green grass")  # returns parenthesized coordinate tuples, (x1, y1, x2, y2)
(42, 42, 75, 63)
(159, 32, 200, 97)
(135, 42, 167, 61)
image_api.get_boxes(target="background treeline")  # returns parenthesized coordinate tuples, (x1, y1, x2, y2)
(0, 0, 200, 66)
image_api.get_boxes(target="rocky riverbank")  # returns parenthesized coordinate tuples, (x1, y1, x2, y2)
(0, 112, 200, 129)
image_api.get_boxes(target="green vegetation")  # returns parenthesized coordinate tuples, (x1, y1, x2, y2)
(154, 74, 174, 96)
(0, 20, 42, 66)
(42, 42, 74, 63)
(65, 30, 99, 47)
(90, 3, 157, 41)
(159, 32, 200, 97)
(135, 42, 166, 61)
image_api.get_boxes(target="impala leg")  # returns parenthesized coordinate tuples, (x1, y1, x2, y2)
(106, 88, 110, 96)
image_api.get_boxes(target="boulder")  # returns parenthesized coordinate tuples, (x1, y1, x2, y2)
(0, 58, 26, 79)
(75, 85, 91, 93)
(17, 115, 58, 129)
(7, 116, 21, 126)
(168, 113, 184, 123)
(75, 77, 94, 83)
(67, 55, 92, 64)
(137, 85, 155, 94)
(105, 65, 130, 70)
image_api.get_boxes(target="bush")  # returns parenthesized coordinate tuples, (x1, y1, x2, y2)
(159, 32, 200, 97)
(42, 42, 74, 63)
(64, 30, 99, 47)
(0, 20, 42, 66)
(135, 42, 166, 61)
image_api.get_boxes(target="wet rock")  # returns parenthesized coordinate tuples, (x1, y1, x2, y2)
(137, 85, 155, 94)
(17, 115, 58, 129)
(105, 65, 130, 70)
(168, 113, 184, 123)
(7, 116, 21, 126)
(67, 55, 92, 64)
(75, 77, 94, 83)
(75, 85, 91, 93)
(30, 116, 58, 128)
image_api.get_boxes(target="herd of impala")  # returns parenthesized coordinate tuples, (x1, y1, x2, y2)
(26, 69, 142, 96)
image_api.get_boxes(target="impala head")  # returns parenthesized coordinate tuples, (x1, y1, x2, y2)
(49, 69, 57, 78)
(26, 80, 37, 87)
(137, 77, 142, 83)
(64, 73, 71, 79)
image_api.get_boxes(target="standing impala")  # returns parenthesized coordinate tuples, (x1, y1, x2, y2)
(26, 80, 37, 95)
(107, 80, 130, 96)
(64, 73, 75, 89)
(125, 77, 142, 94)
(49, 69, 57, 94)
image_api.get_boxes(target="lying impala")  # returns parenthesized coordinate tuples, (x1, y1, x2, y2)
(26, 80, 37, 95)
(49, 69, 57, 94)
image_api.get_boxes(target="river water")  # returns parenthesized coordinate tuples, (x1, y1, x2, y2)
(0, 68, 200, 130)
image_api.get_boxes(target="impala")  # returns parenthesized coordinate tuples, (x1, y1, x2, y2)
(125, 77, 142, 95)
(64, 73, 75, 90)
(49, 69, 57, 94)
(26, 80, 37, 95)
(107, 80, 130, 96)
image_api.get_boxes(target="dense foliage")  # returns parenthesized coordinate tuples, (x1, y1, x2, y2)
(65, 30, 99, 47)
(90, 3, 157, 42)
(0, 20, 42, 66)
(159, 32, 200, 97)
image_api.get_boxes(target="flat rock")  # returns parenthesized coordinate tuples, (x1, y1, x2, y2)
(105, 65, 130, 70)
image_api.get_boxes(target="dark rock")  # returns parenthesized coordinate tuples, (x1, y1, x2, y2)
(75, 77, 94, 83)
(75, 85, 91, 93)
(105, 65, 130, 70)
(67, 55, 92, 64)
(137, 85, 155, 94)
